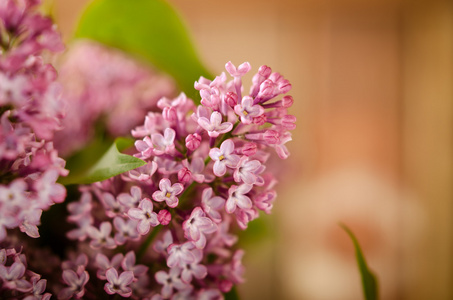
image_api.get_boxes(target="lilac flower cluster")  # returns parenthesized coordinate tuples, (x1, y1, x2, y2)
(0, 0, 68, 297)
(0, 0, 66, 241)
(54, 41, 175, 157)
(64, 61, 295, 299)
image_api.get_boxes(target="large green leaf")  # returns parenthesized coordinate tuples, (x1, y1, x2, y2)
(59, 137, 146, 185)
(75, 0, 212, 100)
(340, 223, 379, 300)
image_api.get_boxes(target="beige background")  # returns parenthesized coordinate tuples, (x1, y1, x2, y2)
(53, 0, 453, 299)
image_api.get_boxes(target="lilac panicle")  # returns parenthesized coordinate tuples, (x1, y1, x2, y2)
(60, 61, 295, 298)
(0, 5, 67, 299)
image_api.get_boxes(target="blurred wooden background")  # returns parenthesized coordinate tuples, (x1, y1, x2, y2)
(54, 0, 453, 299)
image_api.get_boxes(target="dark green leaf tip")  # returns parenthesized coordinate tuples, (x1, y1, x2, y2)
(340, 223, 379, 300)
(59, 137, 146, 185)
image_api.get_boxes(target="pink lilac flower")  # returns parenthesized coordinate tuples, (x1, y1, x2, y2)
(180, 249, 207, 283)
(254, 190, 277, 214)
(155, 267, 190, 299)
(135, 136, 155, 159)
(225, 184, 253, 214)
(167, 242, 196, 268)
(233, 156, 263, 185)
(0, 0, 68, 246)
(55, 61, 294, 298)
(181, 157, 208, 183)
(58, 269, 89, 299)
(201, 187, 225, 223)
(183, 207, 217, 249)
(234, 96, 264, 124)
(86, 222, 116, 249)
(126, 161, 158, 183)
(154, 230, 174, 254)
(102, 192, 126, 217)
(235, 207, 258, 230)
(152, 178, 184, 208)
(118, 185, 143, 208)
(24, 277, 51, 300)
(67, 192, 92, 222)
(197, 111, 233, 138)
(127, 198, 159, 235)
(151, 128, 176, 155)
(122, 251, 148, 277)
(104, 268, 134, 297)
(113, 217, 140, 244)
(209, 139, 240, 177)
(0, 261, 32, 292)
(95, 253, 124, 280)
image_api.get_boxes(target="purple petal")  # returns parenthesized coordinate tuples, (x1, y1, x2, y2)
(155, 271, 168, 284)
(62, 269, 78, 286)
(140, 198, 154, 212)
(137, 220, 151, 235)
(220, 139, 234, 154)
(197, 117, 212, 131)
(118, 270, 134, 286)
(159, 178, 171, 191)
(192, 264, 207, 279)
(166, 197, 179, 208)
(128, 208, 144, 220)
(213, 161, 227, 177)
(171, 183, 184, 195)
(106, 268, 119, 283)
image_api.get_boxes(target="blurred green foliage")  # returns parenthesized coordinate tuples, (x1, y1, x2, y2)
(75, 0, 213, 101)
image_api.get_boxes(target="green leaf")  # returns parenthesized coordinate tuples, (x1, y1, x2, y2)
(75, 0, 212, 100)
(59, 137, 146, 185)
(340, 223, 379, 300)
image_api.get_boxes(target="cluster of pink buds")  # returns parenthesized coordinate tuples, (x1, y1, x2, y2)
(0, 0, 67, 247)
(65, 61, 296, 299)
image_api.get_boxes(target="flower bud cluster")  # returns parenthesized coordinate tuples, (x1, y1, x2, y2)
(65, 61, 296, 299)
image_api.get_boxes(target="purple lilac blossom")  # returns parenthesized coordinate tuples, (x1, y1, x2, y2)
(62, 61, 295, 298)
(0, 2, 69, 297)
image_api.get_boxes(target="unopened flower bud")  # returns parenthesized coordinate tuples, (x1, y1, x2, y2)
(282, 115, 297, 130)
(157, 210, 171, 225)
(162, 107, 177, 121)
(258, 65, 272, 78)
(282, 95, 294, 108)
(178, 167, 192, 183)
(278, 79, 292, 94)
(242, 142, 257, 156)
(264, 130, 280, 144)
(185, 133, 201, 151)
(258, 79, 275, 98)
(252, 115, 267, 126)
(224, 92, 238, 107)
